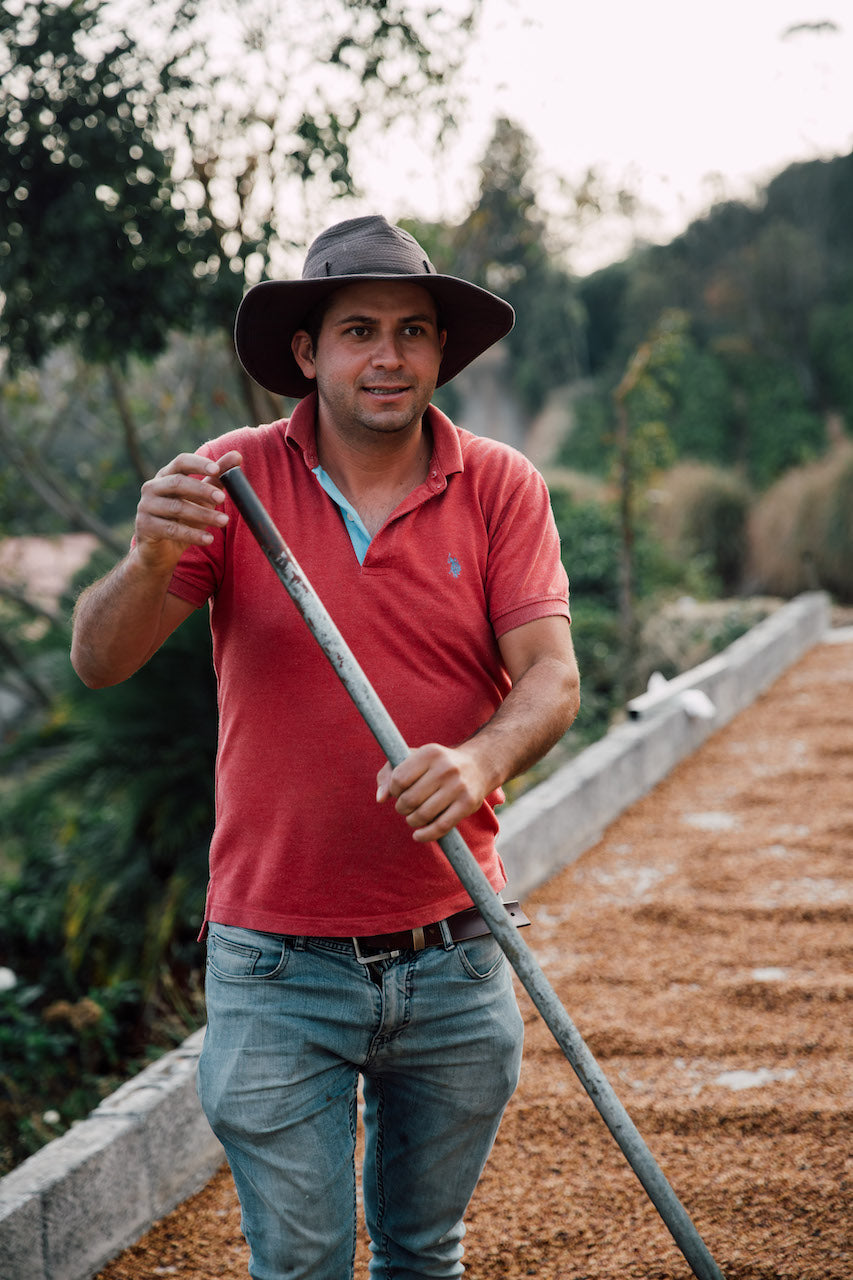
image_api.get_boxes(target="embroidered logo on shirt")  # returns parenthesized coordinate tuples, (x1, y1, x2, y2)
(447, 554, 462, 579)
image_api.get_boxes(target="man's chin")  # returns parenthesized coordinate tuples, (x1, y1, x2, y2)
(361, 414, 419, 436)
(357, 399, 429, 435)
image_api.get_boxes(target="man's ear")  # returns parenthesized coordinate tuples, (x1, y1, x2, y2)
(291, 330, 317, 380)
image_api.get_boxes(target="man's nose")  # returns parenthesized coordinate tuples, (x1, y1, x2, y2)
(370, 332, 404, 366)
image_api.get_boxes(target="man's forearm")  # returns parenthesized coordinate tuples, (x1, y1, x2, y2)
(71, 448, 239, 687)
(468, 653, 580, 792)
(71, 550, 179, 688)
(378, 641, 580, 844)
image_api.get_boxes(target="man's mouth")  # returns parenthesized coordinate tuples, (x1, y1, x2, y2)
(363, 385, 409, 396)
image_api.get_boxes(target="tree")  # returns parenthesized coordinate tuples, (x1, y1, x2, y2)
(0, 0, 233, 370)
(612, 310, 684, 680)
(411, 119, 586, 419)
(0, 0, 482, 549)
(0, 0, 480, 404)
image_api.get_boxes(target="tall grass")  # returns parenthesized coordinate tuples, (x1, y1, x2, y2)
(748, 442, 853, 601)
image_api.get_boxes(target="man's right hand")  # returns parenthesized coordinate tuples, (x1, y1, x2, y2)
(135, 449, 243, 571)
(71, 448, 243, 688)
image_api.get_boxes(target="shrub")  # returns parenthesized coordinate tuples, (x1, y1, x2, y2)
(648, 462, 753, 594)
(747, 442, 853, 601)
(548, 485, 712, 741)
(638, 597, 779, 686)
(0, 596, 216, 1169)
(0, 977, 143, 1174)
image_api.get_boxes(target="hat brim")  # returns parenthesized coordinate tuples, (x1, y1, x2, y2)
(234, 273, 515, 400)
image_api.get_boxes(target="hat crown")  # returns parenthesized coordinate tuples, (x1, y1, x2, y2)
(302, 215, 437, 282)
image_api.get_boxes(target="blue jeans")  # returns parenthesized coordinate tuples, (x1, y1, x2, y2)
(197, 923, 524, 1280)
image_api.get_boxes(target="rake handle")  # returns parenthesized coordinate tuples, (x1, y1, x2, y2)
(219, 464, 725, 1280)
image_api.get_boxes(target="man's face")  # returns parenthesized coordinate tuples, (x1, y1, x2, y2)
(292, 280, 446, 443)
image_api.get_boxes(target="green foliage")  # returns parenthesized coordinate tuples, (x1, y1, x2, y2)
(580, 262, 630, 374)
(561, 302, 830, 490)
(550, 490, 621, 609)
(548, 494, 622, 742)
(409, 118, 586, 415)
(163, 0, 479, 255)
(810, 301, 853, 421)
(549, 488, 696, 742)
(509, 260, 587, 411)
(762, 152, 853, 266)
(0, 978, 141, 1174)
(0, 0, 235, 369)
(0, 336, 248, 540)
(722, 353, 826, 487)
(667, 346, 734, 463)
(0, 0, 480, 377)
(744, 220, 825, 362)
(561, 310, 690, 480)
(678, 483, 750, 597)
(574, 150, 853, 490)
(563, 599, 622, 746)
(0, 584, 216, 1169)
(556, 390, 612, 476)
(0, 607, 217, 999)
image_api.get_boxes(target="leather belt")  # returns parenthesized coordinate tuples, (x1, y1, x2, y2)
(341, 901, 530, 965)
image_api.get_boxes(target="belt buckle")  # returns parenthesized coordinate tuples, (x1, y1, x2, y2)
(352, 936, 402, 965)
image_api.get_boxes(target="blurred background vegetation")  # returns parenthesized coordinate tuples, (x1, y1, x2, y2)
(1, 1, 852, 1173)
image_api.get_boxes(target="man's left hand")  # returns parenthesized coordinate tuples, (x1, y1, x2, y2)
(376, 744, 492, 844)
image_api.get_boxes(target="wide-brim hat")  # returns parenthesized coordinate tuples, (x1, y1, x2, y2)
(234, 215, 515, 399)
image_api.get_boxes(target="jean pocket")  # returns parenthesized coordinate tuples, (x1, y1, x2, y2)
(207, 923, 291, 980)
(454, 933, 506, 980)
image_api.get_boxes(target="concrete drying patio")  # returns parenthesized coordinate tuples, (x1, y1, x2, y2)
(1, 591, 847, 1280)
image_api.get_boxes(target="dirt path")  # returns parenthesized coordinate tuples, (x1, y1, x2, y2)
(98, 636, 853, 1280)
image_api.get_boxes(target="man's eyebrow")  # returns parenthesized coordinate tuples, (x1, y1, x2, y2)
(332, 312, 438, 326)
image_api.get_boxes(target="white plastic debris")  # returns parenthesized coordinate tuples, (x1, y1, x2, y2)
(679, 688, 716, 720)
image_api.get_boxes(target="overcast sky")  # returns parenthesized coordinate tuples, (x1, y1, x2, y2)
(351, 0, 853, 272)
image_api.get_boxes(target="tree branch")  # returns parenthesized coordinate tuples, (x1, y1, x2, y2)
(0, 408, 126, 557)
(0, 581, 66, 630)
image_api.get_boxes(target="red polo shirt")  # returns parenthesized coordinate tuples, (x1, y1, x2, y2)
(169, 396, 570, 936)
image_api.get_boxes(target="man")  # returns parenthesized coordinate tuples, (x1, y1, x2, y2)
(72, 215, 580, 1279)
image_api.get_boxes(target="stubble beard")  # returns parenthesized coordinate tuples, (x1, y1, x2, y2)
(318, 379, 435, 446)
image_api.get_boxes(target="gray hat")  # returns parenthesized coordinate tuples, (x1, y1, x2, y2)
(234, 215, 515, 399)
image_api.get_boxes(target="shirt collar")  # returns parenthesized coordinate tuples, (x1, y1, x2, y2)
(283, 393, 321, 469)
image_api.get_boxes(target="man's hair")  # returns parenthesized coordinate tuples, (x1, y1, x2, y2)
(300, 297, 331, 354)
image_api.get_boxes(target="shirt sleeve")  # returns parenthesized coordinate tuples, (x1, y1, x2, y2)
(483, 460, 571, 638)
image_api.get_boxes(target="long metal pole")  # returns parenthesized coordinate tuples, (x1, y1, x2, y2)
(220, 465, 725, 1280)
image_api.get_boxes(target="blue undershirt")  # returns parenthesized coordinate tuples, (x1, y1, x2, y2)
(312, 465, 372, 565)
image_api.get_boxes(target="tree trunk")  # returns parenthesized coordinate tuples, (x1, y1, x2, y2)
(106, 363, 149, 484)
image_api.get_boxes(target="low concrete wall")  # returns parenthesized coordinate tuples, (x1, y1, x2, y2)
(0, 1030, 223, 1280)
(0, 591, 830, 1280)
(499, 591, 830, 898)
